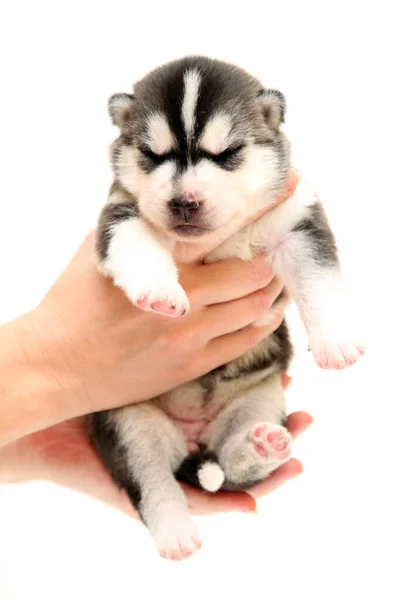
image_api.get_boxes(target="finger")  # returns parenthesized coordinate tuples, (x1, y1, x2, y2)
(201, 277, 284, 341)
(271, 169, 299, 206)
(250, 293, 290, 335)
(286, 411, 314, 439)
(236, 170, 297, 234)
(181, 483, 257, 515)
(237, 169, 298, 230)
(200, 299, 288, 372)
(248, 458, 304, 500)
(185, 254, 274, 308)
(281, 373, 292, 390)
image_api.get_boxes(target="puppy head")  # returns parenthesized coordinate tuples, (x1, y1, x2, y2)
(109, 56, 290, 240)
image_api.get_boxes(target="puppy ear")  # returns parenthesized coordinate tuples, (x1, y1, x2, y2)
(258, 89, 286, 131)
(108, 93, 135, 128)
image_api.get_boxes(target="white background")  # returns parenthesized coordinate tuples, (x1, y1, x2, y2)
(0, 1, 399, 598)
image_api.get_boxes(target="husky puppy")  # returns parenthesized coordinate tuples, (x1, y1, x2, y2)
(89, 56, 363, 560)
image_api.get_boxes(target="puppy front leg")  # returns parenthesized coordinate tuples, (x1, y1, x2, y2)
(270, 201, 364, 369)
(95, 182, 189, 317)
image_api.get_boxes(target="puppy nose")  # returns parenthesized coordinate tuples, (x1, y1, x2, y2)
(170, 198, 199, 221)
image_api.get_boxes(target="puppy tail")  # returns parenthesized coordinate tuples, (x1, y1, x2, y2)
(175, 450, 224, 493)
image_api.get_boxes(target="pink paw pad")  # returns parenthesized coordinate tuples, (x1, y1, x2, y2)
(136, 295, 187, 317)
(250, 423, 292, 462)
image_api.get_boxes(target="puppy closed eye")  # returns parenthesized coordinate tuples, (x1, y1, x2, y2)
(139, 147, 173, 162)
(206, 145, 245, 170)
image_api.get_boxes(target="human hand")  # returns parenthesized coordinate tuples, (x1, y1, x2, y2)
(0, 171, 298, 446)
(0, 374, 312, 515)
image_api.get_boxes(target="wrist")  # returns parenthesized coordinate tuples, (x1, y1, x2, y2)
(0, 309, 81, 447)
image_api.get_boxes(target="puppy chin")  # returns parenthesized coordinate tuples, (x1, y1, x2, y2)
(166, 225, 215, 242)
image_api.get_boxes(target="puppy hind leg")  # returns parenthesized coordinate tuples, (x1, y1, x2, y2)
(203, 374, 292, 490)
(90, 402, 201, 561)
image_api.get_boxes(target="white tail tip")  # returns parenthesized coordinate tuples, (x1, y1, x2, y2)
(198, 462, 224, 492)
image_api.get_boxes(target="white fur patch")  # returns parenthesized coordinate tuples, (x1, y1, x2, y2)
(200, 112, 232, 154)
(198, 462, 224, 492)
(146, 113, 175, 155)
(103, 217, 188, 313)
(182, 69, 201, 138)
(117, 146, 144, 196)
(117, 146, 177, 231)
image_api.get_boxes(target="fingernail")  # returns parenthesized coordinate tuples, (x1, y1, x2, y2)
(288, 169, 299, 189)
(291, 459, 304, 476)
(243, 506, 259, 514)
(240, 494, 258, 513)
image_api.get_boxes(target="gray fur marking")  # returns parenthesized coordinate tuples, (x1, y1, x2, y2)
(291, 202, 338, 266)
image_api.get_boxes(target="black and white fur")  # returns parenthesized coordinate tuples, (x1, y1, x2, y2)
(89, 56, 364, 561)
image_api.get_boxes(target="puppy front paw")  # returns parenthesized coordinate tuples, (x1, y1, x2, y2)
(126, 279, 189, 317)
(133, 281, 189, 317)
(108, 262, 189, 317)
(310, 338, 365, 369)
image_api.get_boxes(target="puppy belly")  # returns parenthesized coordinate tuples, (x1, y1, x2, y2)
(171, 418, 211, 452)
(165, 408, 223, 453)
(157, 388, 224, 453)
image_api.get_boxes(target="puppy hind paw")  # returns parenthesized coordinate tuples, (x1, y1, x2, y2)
(249, 423, 293, 464)
(156, 518, 202, 561)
